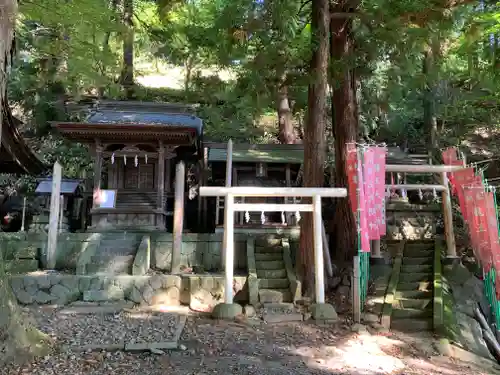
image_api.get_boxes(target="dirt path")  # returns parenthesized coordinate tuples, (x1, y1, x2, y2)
(3, 307, 498, 375)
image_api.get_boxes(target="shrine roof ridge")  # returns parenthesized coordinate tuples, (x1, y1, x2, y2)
(84, 110, 203, 135)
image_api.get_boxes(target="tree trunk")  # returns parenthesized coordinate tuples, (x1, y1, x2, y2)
(297, 0, 329, 296)
(99, 0, 120, 98)
(277, 83, 296, 144)
(330, 4, 358, 265)
(0, 0, 52, 364)
(423, 47, 438, 151)
(121, 0, 134, 99)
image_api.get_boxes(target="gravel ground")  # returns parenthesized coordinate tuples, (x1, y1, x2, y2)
(2, 307, 499, 375)
(27, 307, 180, 346)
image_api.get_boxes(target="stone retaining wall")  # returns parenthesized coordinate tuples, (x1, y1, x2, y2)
(0, 232, 252, 273)
(9, 273, 249, 308)
(152, 233, 248, 272)
(386, 202, 440, 240)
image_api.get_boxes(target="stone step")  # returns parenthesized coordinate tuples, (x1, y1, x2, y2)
(405, 242, 434, 252)
(398, 272, 432, 283)
(255, 246, 284, 254)
(394, 298, 432, 310)
(257, 269, 287, 279)
(392, 306, 432, 320)
(404, 249, 434, 258)
(402, 257, 433, 266)
(259, 289, 292, 303)
(255, 253, 283, 261)
(391, 318, 433, 331)
(259, 278, 289, 289)
(397, 281, 432, 292)
(86, 255, 134, 275)
(401, 264, 433, 274)
(255, 237, 283, 247)
(395, 290, 432, 300)
(255, 260, 285, 270)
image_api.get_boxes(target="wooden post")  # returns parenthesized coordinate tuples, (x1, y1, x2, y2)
(221, 140, 233, 270)
(321, 219, 333, 278)
(224, 193, 235, 303)
(157, 142, 165, 210)
(202, 147, 208, 230)
(47, 161, 62, 270)
(371, 239, 382, 258)
(172, 161, 185, 274)
(353, 255, 361, 323)
(92, 141, 103, 208)
(441, 171, 457, 258)
(313, 194, 325, 304)
(20, 197, 26, 232)
(285, 164, 291, 224)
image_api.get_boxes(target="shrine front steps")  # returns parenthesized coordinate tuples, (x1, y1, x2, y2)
(390, 240, 435, 332)
(252, 237, 296, 304)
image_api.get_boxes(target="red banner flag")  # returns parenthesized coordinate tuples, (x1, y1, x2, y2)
(373, 147, 387, 236)
(363, 148, 380, 240)
(466, 187, 492, 271)
(346, 143, 358, 214)
(453, 168, 475, 221)
(357, 154, 370, 252)
(442, 147, 458, 164)
(464, 187, 480, 262)
(485, 193, 500, 269)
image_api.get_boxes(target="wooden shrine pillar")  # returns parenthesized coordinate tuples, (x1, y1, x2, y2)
(92, 140, 103, 208)
(157, 142, 165, 210)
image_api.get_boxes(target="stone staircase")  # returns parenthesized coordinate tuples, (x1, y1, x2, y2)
(254, 237, 294, 304)
(391, 240, 434, 331)
(86, 233, 142, 275)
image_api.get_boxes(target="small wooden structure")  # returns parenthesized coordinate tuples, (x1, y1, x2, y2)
(52, 101, 203, 231)
(34, 177, 85, 232)
(204, 142, 304, 230)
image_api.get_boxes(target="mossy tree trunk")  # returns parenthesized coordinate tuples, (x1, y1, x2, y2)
(0, 0, 52, 365)
(297, 0, 329, 296)
(330, 2, 358, 265)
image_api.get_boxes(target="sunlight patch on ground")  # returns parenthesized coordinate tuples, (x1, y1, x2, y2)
(292, 333, 406, 375)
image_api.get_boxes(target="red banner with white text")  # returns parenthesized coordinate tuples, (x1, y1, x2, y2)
(346, 143, 358, 214)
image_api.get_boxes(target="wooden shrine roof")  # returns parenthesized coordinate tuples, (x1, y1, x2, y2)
(206, 143, 304, 164)
(206, 143, 429, 166)
(0, 97, 47, 175)
(51, 100, 203, 145)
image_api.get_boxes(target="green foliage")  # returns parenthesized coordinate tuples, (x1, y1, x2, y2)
(2, 0, 500, 196)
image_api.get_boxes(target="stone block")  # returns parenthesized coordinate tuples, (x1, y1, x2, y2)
(15, 289, 34, 305)
(113, 276, 136, 291)
(456, 311, 494, 360)
(78, 276, 91, 293)
(60, 276, 80, 294)
(153, 241, 172, 270)
(34, 290, 56, 304)
(148, 275, 162, 290)
(50, 283, 79, 305)
(5, 259, 39, 274)
(83, 286, 125, 302)
(132, 235, 151, 276)
(12, 245, 39, 259)
(212, 303, 243, 320)
(310, 303, 338, 321)
(151, 287, 180, 306)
